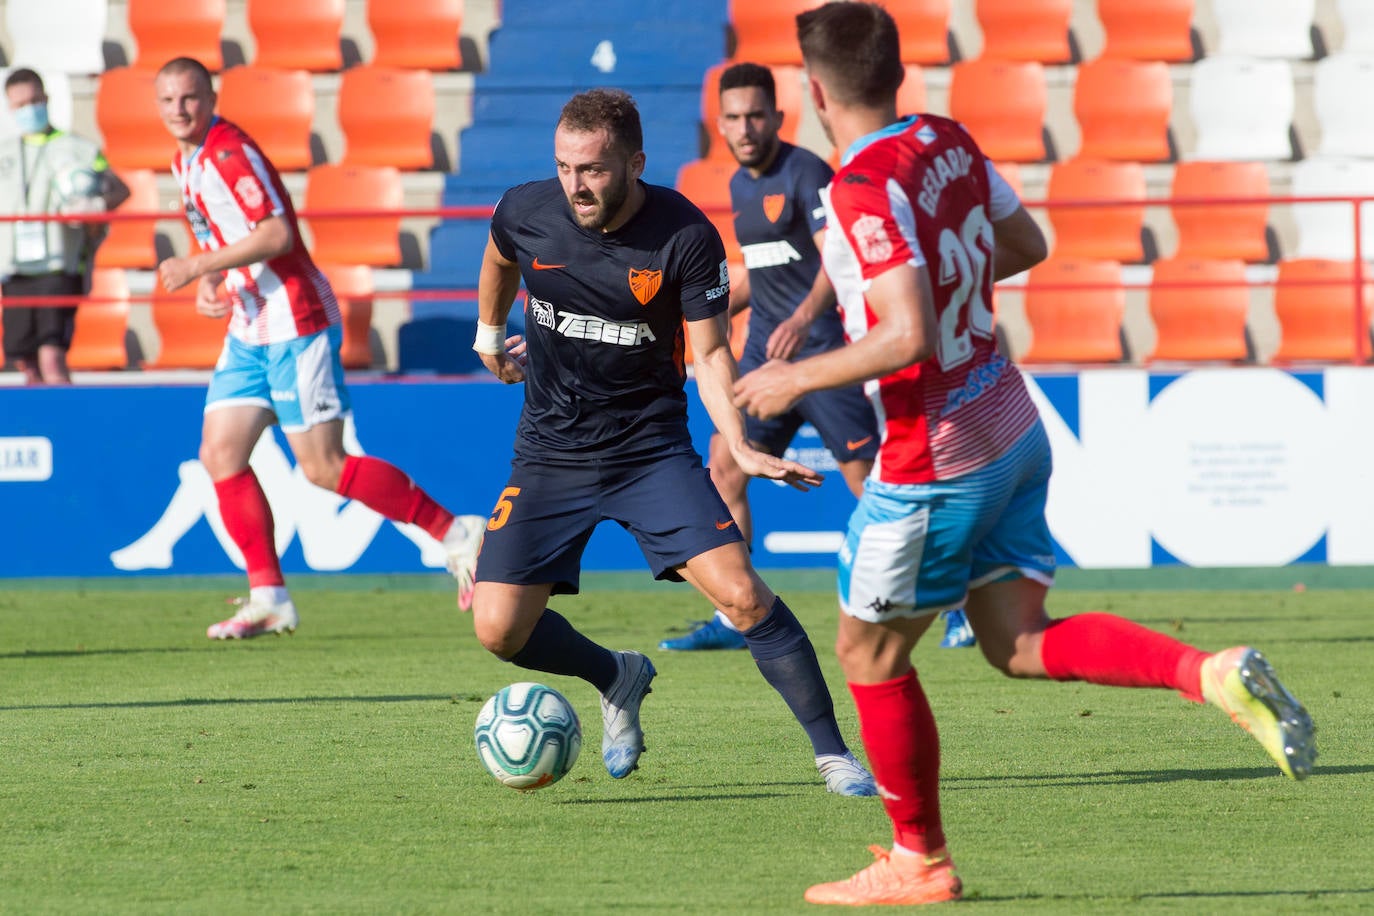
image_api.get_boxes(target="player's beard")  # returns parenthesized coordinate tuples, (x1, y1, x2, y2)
(568, 176, 631, 231)
(731, 133, 778, 170)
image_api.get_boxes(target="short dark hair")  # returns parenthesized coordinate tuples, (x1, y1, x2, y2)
(4, 68, 44, 93)
(719, 62, 776, 109)
(157, 56, 215, 92)
(796, 2, 904, 107)
(558, 88, 643, 154)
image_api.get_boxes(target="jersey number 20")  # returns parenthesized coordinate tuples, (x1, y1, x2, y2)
(934, 207, 995, 371)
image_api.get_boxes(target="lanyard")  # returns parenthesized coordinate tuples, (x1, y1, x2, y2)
(17, 131, 53, 216)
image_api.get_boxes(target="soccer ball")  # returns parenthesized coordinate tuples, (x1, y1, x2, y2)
(474, 682, 582, 791)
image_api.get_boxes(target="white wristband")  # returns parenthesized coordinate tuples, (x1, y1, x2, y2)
(472, 321, 507, 355)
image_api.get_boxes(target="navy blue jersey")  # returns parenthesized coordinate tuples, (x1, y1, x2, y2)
(490, 178, 729, 463)
(730, 142, 844, 354)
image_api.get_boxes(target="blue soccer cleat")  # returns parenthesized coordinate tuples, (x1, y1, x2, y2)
(939, 608, 976, 649)
(658, 614, 747, 651)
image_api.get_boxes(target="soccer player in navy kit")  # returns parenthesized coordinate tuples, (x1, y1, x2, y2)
(470, 89, 876, 795)
(659, 63, 973, 652)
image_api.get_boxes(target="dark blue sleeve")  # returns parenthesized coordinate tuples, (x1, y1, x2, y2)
(490, 189, 518, 262)
(796, 155, 834, 236)
(675, 219, 730, 322)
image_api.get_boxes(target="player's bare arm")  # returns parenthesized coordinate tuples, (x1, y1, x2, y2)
(157, 213, 292, 292)
(735, 262, 935, 420)
(990, 205, 1049, 281)
(688, 312, 823, 491)
(765, 227, 835, 361)
(474, 233, 528, 384)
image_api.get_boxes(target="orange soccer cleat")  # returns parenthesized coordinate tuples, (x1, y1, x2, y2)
(805, 845, 962, 906)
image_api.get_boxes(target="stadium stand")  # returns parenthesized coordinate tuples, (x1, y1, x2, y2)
(1212, 0, 1316, 59)
(367, 0, 464, 71)
(94, 168, 165, 269)
(336, 65, 436, 169)
(1169, 160, 1272, 262)
(947, 59, 1048, 162)
(94, 66, 172, 171)
(126, 0, 226, 72)
(146, 275, 228, 369)
(1073, 58, 1173, 161)
(1045, 158, 1148, 262)
(1188, 56, 1295, 161)
(891, 0, 953, 64)
(728, 0, 814, 66)
(1290, 157, 1374, 261)
(1095, 0, 1196, 62)
(1313, 53, 1374, 158)
(973, 0, 1074, 64)
(66, 267, 131, 370)
(896, 64, 928, 116)
(246, 0, 345, 72)
(675, 157, 734, 215)
(217, 66, 317, 172)
(5, 0, 108, 75)
(1271, 258, 1371, 362)
(1146, 257, 1251, 362)
(318, 262, 378, 369)
(1337, 0, 1374, 54)
(304, 163, 405, 267)
(1019, 258, 1126, 364)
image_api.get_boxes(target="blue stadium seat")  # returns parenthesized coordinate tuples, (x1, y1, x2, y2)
(476, 23, 723, 90)
(396, 317, 486, 375)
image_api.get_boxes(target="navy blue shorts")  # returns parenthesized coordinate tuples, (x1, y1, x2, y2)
(739, 347, 880, 463)
(475, 450, 745, 595)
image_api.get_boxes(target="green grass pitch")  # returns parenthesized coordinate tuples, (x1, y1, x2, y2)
(0, 573, 1370, 914)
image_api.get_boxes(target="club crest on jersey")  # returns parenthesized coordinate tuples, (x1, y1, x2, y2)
(852, 214, 893, 264)
(763, 193, 785, 223)
(233, 175, 264, 211)
(628, 268, 662, 305)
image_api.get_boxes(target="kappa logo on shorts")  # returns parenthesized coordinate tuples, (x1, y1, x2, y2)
(763, 193, 785, 223)
(628, 268, 662, 305)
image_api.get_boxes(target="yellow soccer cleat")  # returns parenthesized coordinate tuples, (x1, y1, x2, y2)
(805, 846, 962, 906)
(1201, 646, 1316, 779)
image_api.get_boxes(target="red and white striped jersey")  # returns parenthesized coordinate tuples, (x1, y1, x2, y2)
(173, 117, 338, 345)
(822, 114, 1039, 485)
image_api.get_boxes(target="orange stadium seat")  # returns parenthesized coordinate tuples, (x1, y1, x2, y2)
(247, 0, 345, 72)
(675, 158, 734, 216)
(975, 0, 1074, 63)
(95, 169, 163, 269)
(1147, 258, 1250, 362)
(1097, 0, 1196, 62)
(127, 0, 225, 72)
(67, 268, 131, 370)
(368, 0, 463, 71)
(1046, 158, 1147, 262)
(700, 61, 805, 161)
(218, 66, 316, 172)
(148, 274, 229, 369)
(729, 0, 813, 66)
(892, 0, 953, 64)
(1271, 258, 1371, 362)
(1020, 258, 1126, 363)
(304, 163, 404, 267)
(709, 212, 742, 263)
(1074, 58, 1173, 162)
(948, 59, 1048, 162)
(96, 67, 173, 171)
(1170, 161, 1271, 262)
(337, 66, 436, 170)
(318, 263, 376, 369)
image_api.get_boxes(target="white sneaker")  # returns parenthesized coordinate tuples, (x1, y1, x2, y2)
(817, 751, 879, 796)
(207, 595, 298, 640)
(601, 650, 656, 778)
(443, 515, 487, 611)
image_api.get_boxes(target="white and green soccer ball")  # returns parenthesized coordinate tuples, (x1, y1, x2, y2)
(474, 682, 581, 791)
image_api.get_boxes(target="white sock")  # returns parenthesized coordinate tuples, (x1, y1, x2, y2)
(251, 585, 290, 606)
(713, 609, 740, 632)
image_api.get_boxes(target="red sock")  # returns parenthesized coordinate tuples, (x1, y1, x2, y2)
(336, 455, 454, 540)
(213, 468, 283, 588)
(850, 670, 945, 855)
(1040, 612, 1209, 703)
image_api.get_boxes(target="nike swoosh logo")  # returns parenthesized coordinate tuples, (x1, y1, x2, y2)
(846, 436, 874, 450)
(715, 519, 736, 530)
(531, 257, 566, 270)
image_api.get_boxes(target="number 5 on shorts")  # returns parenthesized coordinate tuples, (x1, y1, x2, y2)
(488, 486, 521, 530)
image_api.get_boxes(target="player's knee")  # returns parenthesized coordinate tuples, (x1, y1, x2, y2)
(714, 580, 769, 627)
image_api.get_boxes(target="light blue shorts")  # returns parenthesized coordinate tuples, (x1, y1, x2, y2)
(205, 325, 350, 433)
(838, 422, 1056, 622)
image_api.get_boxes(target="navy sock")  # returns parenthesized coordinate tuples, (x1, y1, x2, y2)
(508, 609, 619, 693)
(742, 597, 847, 757)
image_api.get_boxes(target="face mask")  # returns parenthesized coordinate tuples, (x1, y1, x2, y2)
(13, 102, 48, 135)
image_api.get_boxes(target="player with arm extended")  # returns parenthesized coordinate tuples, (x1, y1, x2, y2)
(471, 88, 876, 796)
(735, 3, 1316, 905)
(152, 57, 486, 639)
